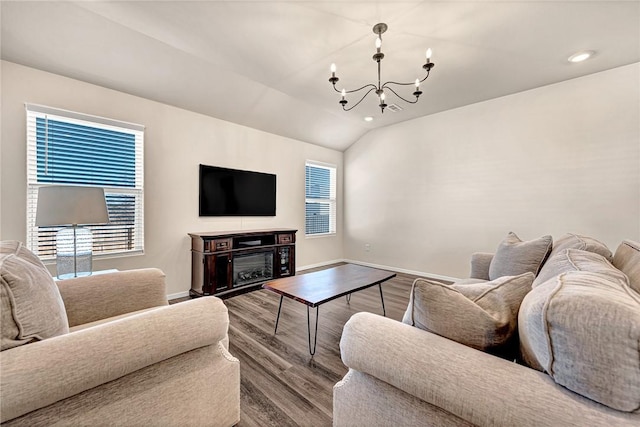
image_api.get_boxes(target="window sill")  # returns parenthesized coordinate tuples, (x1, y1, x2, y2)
(41, 250, 144, 265)
(305, 232, 337, 239)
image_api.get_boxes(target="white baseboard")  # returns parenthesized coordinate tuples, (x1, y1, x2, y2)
(343, 259, 460, 283)
(296, 259, 346, 272)
(167, 290, 190, 300)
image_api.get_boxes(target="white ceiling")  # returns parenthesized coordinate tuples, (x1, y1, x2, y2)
(2, 1, 639, 151)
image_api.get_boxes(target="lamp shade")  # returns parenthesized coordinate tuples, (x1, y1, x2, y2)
(35, 186, 110, 226)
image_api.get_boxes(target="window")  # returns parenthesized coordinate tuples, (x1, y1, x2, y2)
(26, 104, 144, 259)
(305, 161, 336, 236)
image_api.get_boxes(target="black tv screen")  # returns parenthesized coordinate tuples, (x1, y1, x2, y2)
(199, 164, 276, 216)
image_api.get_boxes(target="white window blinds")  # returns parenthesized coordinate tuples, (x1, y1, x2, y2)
(26, 104, 145, 258)
(305, 160, 337, 236)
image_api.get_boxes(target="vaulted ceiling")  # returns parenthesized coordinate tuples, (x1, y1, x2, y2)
(2, 1, 639, 151)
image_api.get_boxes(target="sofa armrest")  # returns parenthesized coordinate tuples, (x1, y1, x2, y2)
(0, 297, 228, 423)
(469, 252, 493, 280)
(56, 268, 168, 327)
(340, 312, 638, 426)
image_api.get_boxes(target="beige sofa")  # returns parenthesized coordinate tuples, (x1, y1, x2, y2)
(1, 242, 240, 426)
(334, 236, 640, 427)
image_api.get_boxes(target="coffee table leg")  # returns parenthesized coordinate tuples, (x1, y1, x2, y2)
(307, 305, 319, 356)
(274, 295, 284, 334)
(379, 283, 386, 317)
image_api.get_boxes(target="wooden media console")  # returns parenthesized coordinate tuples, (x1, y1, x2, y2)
(189, 229, 296, 298)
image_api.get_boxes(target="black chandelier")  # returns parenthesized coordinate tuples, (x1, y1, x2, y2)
(329, 23, 435, 114)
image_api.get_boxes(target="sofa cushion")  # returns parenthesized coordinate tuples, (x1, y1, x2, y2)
(519, 270, 640, 412)
(488, 232, 552, 281)
(550, 233, 612, 261)
(402, 272, 534, 351)
(532, 248, 626, 288)
(0, 241, 69, 351)
(613, 240, 640, 294)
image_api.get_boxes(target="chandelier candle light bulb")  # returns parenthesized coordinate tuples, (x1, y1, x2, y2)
(413, 78, 423, 98)
(339, 88, 348, 107)
(328, 22, 436, 113)
(379, 91, 387, 112)
(329, 63, 339, 86)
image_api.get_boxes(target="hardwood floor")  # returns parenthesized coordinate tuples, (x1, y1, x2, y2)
(224, 264, 419, 427)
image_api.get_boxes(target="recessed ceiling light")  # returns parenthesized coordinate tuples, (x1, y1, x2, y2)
(364, 116, 374, 122)
(568, 50, 595, 63)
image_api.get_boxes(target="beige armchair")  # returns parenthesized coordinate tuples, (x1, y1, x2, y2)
(1, 266, 240, 426)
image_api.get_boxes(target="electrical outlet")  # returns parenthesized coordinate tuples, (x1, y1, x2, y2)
(365, 243, 371, 252)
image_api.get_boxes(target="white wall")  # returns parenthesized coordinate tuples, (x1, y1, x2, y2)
(3, 61, 638, 289)
(344, 63, 640, 279)
(1, 61, 343, 296)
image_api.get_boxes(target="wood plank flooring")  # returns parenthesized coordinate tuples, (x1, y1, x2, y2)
(225, 264, 420, 426)
(173, 263, 421, 426)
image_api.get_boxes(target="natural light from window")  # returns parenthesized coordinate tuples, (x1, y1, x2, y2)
(305, 160, 336, 236)
(25, 104, 145, 259)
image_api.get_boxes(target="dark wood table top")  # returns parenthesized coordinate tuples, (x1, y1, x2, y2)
(262, 264, 396, 307)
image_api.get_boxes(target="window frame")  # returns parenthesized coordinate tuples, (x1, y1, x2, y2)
(25, 103, 145, 260)
(305, 160, 337, 237)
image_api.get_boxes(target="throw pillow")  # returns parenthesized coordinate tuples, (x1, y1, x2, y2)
(549, 233, 612, 261)
(488, 232, 552, 281)
(469, 252, 494, 281)
(402, 272, 534, 351)
(519, 270, 640, 412)
(613, 240, 640, 294)
(1, 241, 69, 351)
(532, 248, 626, 288)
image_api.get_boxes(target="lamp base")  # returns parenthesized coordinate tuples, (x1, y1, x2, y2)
(56, 226, 93, 279)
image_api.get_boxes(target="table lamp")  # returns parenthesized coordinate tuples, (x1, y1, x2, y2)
(35, 186, 110, 279)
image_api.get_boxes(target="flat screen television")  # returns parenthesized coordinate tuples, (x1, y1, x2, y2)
(199, 164, 276, 216)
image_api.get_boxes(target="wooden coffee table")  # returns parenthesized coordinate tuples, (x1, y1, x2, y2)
(262, 264, 396, 355)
